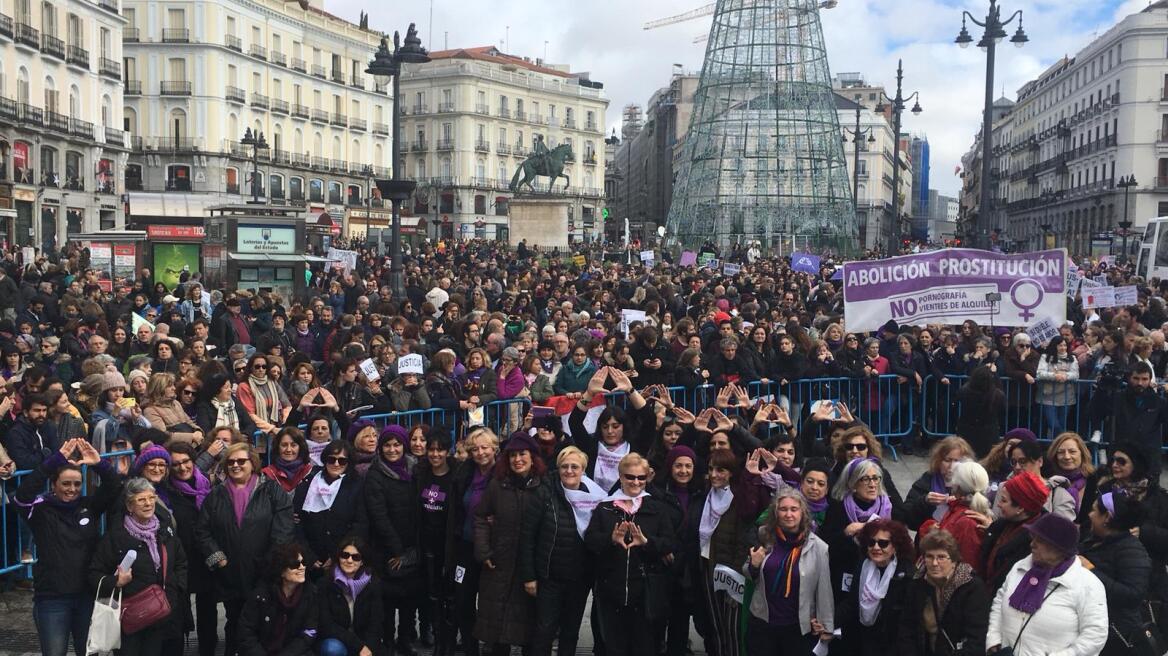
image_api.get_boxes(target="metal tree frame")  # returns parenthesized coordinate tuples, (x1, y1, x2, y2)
(666, 0, 857, 254)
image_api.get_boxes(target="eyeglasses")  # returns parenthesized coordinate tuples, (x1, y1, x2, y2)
(1112, 456, 1129, 466)
(924, 553, 952, 563)
(622, 473, 649, 481)
(225, 458, 250, 467)
(845, 336, 858, 342)
(252, 363, 267, 370)
(846, 443, 868, 452)
(339, 551, 363, 562)
(170, 458, 193, 468)
(132, 495, 158, 505)
(181, 389, 196, 396)
(1010, 458, 1031, 468)
(324, 456, 349, 466)
(858, 475, 883, 485)
(867, 539, 892, 549)
(287, 559, 305, 569)
(234, 367, 246, 373)
(144, 462, 168, 471)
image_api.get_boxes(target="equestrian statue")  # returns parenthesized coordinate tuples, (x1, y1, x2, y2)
(509, 136, 573, 194)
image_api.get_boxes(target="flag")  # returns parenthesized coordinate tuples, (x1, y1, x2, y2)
(954, 165, 962, 176)
(790, 252, 821, 274)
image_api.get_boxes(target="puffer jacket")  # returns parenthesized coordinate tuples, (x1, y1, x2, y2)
(364, 456, 420, 566)
(237, 580, 319, 656)
(89, 513, 188, 637)
(1035, 356, 1079, 407)
(986, 555, 1108, 656)
(898, 564, 988, 656)
(318, 570, 386, 656)
(195, 475, 294, 601)
(518, 477, 598, 584)
(293, 471, 369, 567)
(630, 339, 674, 387)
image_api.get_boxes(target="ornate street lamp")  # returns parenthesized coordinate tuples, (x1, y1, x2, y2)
(241, 127, 268, 204)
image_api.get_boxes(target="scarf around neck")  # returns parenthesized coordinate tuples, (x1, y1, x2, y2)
(1008, 555, 1074, 614)
(858, 556, 898, 626)
(699, 485, 734, 558)
(171, 469, 212, 509)
(211, 396, 239, 429)
(844, 493, 892, 524)
(561, 475, 606, 539)
(302, 471, 345, 513)
(1058, 468, 1086, 508)
(334, 567, 372, 601)
(307, 439, 329, 466)
(607, 488, 649, 516)
(767, 529, 805, 599)
(123, 513, 162, 569)
(248, 375, 281, 423)
(228, 475, 258, 527)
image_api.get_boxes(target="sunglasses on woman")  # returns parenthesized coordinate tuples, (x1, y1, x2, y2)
(339, 551, 363, 562)
(324, 456, 349, 466)
(867, 538, 892, 549)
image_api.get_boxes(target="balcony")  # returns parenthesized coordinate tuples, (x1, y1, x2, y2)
(225, 86, 245, 104)
(98, 57, 120, 79)
(162, 28, 190, 43)
(496, 143, 511, 155)
(160, 80, 191, 96)
(271, 149, 290, 165)
(564, 118, 577, 129)
(271, 98, 289, 114)
(0, 14, 11, 39)
(104, 126, 124, 146)
(124, 80, 142, 95)
(411, 104, 428, 114)
(311, 156, 328, 170)
(312, 64, 326, 79)
(66, 44, 88, 68)
(349, 74, 364, 89)
(63, 177, 83, 191)
(532, 115, 547, 125)
(411, 140, 428, 152)
(311, 108, 328, 123)
(437, 102, 456, 113)
(330, 159, 347, 172)
(248, 44, 266, 60)
(436, 138, 455, 151)
(224, 34, 241, 51)
(270, 51, 286, 67)
(156, 137, 197, 152)
(97, 0, 118, 14)
(475, 139, 490, 152)
(372, 121, 388, 135)
(292, 103, 309, 119)
(0, 96, 14, 121)
(583, 152, 597, 165)
(291, 57, 306, 72)
(350, 117, 366, 131)
(475, 104, 489, 115)
(165, 178, 192, 192)
(69, 117, 93, 139)
(498, 107, 510, 118)
(585, 121, 598, 132)
(41, 33, 64, 60)
(15, 22, 38, 49)
(330, 69, 345, 85)
(515, 110, 527, 122)
(130, 136, 144, 151)
(291, 153, 309, 167)
(250, 92, 269, 109)
(44, 110, 68, 133)
(513, 144, 527, 156)
(329, 112, 347, 127)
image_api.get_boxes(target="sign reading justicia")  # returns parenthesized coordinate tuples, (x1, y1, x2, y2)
(842, 248, 1067, 331)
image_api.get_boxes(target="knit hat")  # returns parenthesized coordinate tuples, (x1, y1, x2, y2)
(880, 319, 899, 335)
(1003, 471, 1050, 515)
(101, 371, 127, 393)
(665, 445, 698, 471)
(127, 369, 149, 386)
(1003, 428, 1038, 444)
(713, 311, 732, 324)
(345, 419, 377, 443)
(994, 327, 1012, 338)
(132, 446, 171, 474)
(79, 373, 106, 397)
(1025, 513, 1080, 556)
(504, 432, 539, 454)
(377, 424, 409, 449)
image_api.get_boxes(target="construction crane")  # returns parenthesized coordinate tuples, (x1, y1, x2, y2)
(644, 0, 839, 44)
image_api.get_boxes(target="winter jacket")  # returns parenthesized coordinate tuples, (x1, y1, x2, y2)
(518, 478, 598, 584)
(494, 363, 527, 400)
(142, 399, 202, 445)
(986, 555, 1108, 656)
(89, 512, 188, 637)
(237, 580, 319, 656)
(978, 515, 1043, 595)
(630, 339, 674, 387)
(705, 352, 760, 389)
(386, 377, 431, 412)
(318, 571, 386, 656)
(743, 529, 834, 636)
(917, 500, 986, 578)
(166, 476, 213, 595)
(584, 495, 678, 608)
(195, 475, 294, 601)
(554, 359, 597, 395)
(1003, 350, 1040, 408)
(898, 564, 989, 656)
(13, 456, 122, 597)
(1035, 356, 1079, 407)
(364, 457, 420, 566)
(901, 470, 941, 532)
(293, 471, 368, 567)
(473, 473, 543, 645)
(5, 415, 61, 471)
(683, 478, 768, 570)
(261, 461, 315, 495)
(194, 397, 257, 437)
(1079, 532, 1151, 649)
(836, 557, 912, 656)
(462, 366, 499, 405)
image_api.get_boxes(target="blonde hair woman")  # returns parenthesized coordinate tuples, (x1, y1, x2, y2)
(1047, 432, 1096, 514)
(141, 372, 205, 445)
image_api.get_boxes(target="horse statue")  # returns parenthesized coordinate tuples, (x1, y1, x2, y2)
(509, 143, 573, 194)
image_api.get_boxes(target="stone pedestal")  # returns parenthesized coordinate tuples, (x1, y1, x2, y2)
(508, 196, 571, 251)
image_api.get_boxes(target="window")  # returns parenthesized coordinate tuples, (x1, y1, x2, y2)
(415, 159, 426, 179)
(440, 192, 454, 213)
(289, 176, 303, 201)
(167, 164, 191, 191)
(440, 157, 452, 178)
(269, 174, 284, 199)
(309, 178, 323, 202)
(226, 168, 240, 194)
(498, 160, 507, 184)
(328, 181, 342, 204)
(346, 184, 361, 205)
(474, 194, 486, 214)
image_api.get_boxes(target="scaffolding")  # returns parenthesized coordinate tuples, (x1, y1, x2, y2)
(665, 0, 858, 254)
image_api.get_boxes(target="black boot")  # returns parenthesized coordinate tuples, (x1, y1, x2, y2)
(396, 639, 419, 656)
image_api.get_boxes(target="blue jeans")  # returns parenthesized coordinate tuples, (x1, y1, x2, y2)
(319, 638, 348, 656)
(1041, 404, 1069, 439)
(34, 594, 93, 656)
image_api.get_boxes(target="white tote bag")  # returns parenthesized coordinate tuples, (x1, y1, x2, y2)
(85, 578, 122, 655)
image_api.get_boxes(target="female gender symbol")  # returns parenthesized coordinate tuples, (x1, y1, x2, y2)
(1010, 279, 1045, 322)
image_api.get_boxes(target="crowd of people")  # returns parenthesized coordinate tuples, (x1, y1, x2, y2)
(0, 237, 1166, 656)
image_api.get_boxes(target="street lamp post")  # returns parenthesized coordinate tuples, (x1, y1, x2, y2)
(241, 128, 268, 204)
(955, 0, 1028, 249)
(1117, 174, 1137, 264)
(842, 104, 876, 211)
(874, 60, 922, 249)
(1039, 222, 1052, 250)
(367, 25, 430, 299)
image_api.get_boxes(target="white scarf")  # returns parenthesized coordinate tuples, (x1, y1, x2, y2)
(699, 485, 734, 559)
(593, 441, 630, 494)
(307, 440, 329, 467)
(858, 556, 898, 627)
(300, 471, 344, 513)
(211, 397, 239, 430)
(604, 488, 649, 515)
(562, 475, 606, 539)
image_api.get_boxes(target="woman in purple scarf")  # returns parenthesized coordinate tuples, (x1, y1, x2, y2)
(165, 441, 218, 656)
(1046, 432, 1096, 517)
(821, 457, 900, 607)
(261, 427, 315, 494)
(318, 537, 386, 656)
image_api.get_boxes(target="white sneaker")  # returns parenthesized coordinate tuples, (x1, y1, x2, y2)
(1090, 430, 1102, 444)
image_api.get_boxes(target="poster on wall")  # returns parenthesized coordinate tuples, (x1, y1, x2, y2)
(113, 244, 136, 282)
(154, 243, 201, 290)
(89, 242, 113, 291)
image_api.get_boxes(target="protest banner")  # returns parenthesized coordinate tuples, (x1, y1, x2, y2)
(791, 252, 821, 274)
(1026, 317, 1061, 346)
(1082, 286, 1115, 309)
(842, 248, 1067, 332)
(572, 254, 586, 267)
(679, 251, 697, 267)
(1114, 285, 1138, 306)
(723, 262, 741, 276)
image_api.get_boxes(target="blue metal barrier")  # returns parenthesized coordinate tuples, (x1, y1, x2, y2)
(484, 398, 532, 437)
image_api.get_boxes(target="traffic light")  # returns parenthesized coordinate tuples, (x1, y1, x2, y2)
(601, 208, 610, 221)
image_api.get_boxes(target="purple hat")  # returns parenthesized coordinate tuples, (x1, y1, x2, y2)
(378, 424, 409, 449)
(665, 445, 697, 471)
(132, 445, 171, 474)
(504, 432, 539, 453)
(1025, 513, 1079, 556)
(1004, 428, 1037, 444)
(994, 327, 1012, 338)
(345, 419, 377, 443)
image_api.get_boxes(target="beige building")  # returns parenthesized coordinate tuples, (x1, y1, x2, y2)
(121, 0, 395, 241)
(0, 0, 129, 250)
(396, 46, 607, 243)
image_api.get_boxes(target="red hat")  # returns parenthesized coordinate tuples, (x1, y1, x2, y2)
(713, 311, 732, 324)
(1003, 471, 1049, 515)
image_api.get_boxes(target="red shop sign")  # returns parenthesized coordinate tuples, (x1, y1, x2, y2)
(147, 225, 206, 239)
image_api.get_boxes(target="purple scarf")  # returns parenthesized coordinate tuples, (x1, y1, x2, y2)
(930, 472, 948, 495)
(380, 455, 412, 482)
(1008, 555, 1075, 614)
(670, 482, 691, 519)
(843, 494, 892, 523)
(123, 513, 161, 569)
(333, 567, 372, 601)
(171, 469, 212, 509)
(227, 475, 258, 528)
(273, 457, 308, 480)
(1059, 469, 1086, 510)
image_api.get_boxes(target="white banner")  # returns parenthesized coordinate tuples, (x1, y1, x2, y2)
(1026, 317, 1061, 346)
(713, 564, 746, 604)
(1082, 286, 1115, 309)
(1114, 285, 1138, 306)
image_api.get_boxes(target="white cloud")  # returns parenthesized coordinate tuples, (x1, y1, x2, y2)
(329, 0, 1147, 196)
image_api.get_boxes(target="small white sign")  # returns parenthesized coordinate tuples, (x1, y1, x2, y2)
(398, 353, 425, 375)
(639, 250, 654, 262)
(712, 564, 746, 604)
(620, 309, 647, 339)
(1082, 286, 1115, 309)
(1114, 285, 1138, 306)
(1026, 317, 1061, 346)
(358, 358, 380, 382)
(723, 262, 741, 276)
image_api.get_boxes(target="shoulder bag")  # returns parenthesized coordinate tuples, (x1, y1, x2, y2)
(121, 546, 171, 635)
(993, 583, 1060, 656)
(86, 576, 122, 653)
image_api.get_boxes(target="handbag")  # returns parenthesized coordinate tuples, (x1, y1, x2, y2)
(85, 577, 122, 654)
(167, 421, 199, 434)
(121, 546, 171, 635)
(385, 547, 420, 579)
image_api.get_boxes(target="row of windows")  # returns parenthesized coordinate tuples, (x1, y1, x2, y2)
(1, 66, 117, 127)
(11, 0, 115, 56)
(409, 89, 599, 128)
(135, 163, 368, 202)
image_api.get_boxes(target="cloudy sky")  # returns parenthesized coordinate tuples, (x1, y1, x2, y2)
(332, 0, 1150, 195)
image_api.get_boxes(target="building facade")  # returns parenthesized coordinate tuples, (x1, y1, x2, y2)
(0, 0, 129, 251)
(836, 94, 912, 252)
(909, 135, 930, 240)
(396, 46, 608, 244)
(121, 0, 394, 245)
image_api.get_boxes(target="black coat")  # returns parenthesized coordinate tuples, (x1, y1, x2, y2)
(1080, 532, 1152, 645)
(293, 471, 369, 567)
(518, 478, 598, 584)
(318, 572, 386, 656)
(630, 339, 674, 387)
(896, 568, 989, 656)
(165, 478, 212, 596)
(364, 457, 420, 565)
(89, 512, 188, 637)
(237, 581, 319, 656)
(5, 416, 62, 471)
(901, 471, 940, 532)
(473, 473, 543, 646)
(13, 457, 122, 597)
(584, 495, 678, 608)
(978, 516, 1040, 596)
(836, 558, 913, 656)
(195, 476, 294, 601)
(194, 398, 257, 437)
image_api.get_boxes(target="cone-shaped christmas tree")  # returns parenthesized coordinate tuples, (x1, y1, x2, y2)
(666, 0, 857, 254)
